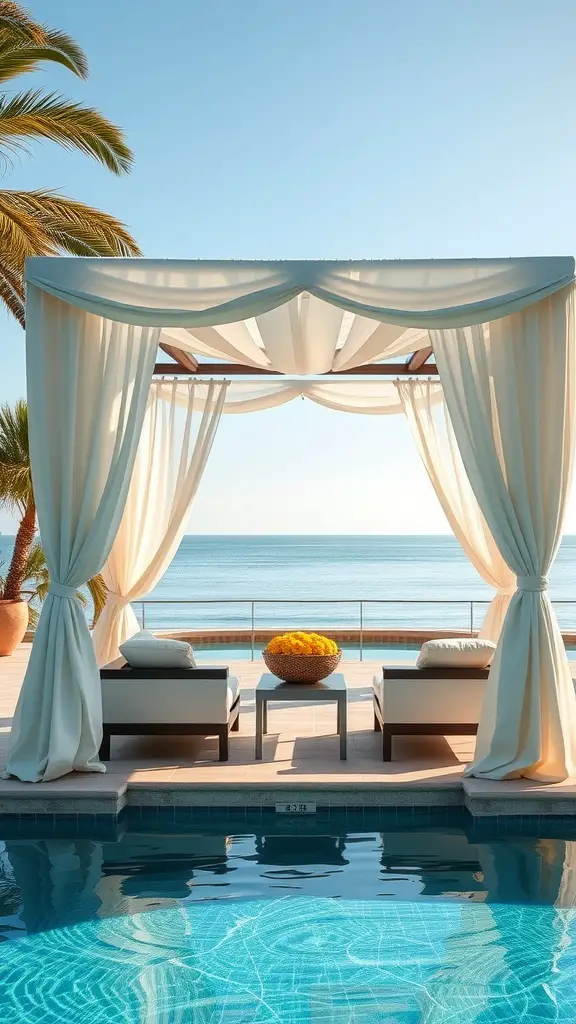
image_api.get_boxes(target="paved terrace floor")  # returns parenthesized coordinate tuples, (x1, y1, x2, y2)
(1, 646, 576, 816)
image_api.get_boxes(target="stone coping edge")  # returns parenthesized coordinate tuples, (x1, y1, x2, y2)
(1, 778, 576, 817)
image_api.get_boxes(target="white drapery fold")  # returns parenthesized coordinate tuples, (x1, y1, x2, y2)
(28, 257, 574, 328)
(431, 286, 576, 781)
(6, 290, 159, 782)
(396, 380, 515, 642)
(26, 258, 574, 375)
(92, 379, 227, 666)
(157, 377, 445, 416)
(160, 302, 426, 375)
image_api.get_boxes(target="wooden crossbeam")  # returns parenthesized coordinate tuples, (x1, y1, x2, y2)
(405, 345, 434, 372)
(153, 361, 440, 377)
(158, 343, 199, 373)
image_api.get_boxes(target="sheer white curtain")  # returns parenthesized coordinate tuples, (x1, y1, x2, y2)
(159, 377, 444, 416)
(6, 291, 158, 782)
(396, 380, 515, 642)
(92, 379, 228, 666)
(431, 286, 576, 781)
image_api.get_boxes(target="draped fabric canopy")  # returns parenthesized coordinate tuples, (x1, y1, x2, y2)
(11, 255, 576, 785)
(27, 257, 575, 374)
(154, 377, 444, 416)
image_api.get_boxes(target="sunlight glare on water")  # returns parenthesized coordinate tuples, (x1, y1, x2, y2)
(1, 897, 576, 1023)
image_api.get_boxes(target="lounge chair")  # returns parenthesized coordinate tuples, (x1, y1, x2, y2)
(372, 665, 489, 761)
(99, 657, 240, 761)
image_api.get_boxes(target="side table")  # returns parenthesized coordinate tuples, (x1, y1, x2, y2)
(255, 672, 347, 760)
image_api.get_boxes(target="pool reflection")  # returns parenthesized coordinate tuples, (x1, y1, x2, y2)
(1, 814, 576, 941)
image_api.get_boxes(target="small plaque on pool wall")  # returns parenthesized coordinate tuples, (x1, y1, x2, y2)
(275, 802, 317, 815)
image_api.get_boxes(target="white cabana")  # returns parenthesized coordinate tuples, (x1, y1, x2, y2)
(7, 257, 576, 784)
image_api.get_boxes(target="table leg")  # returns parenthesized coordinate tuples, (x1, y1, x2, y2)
(263, 700, 268, 734)
(255, 696, 263, 760)
(336, 699, 341, 735)
(339, 696, 347, 760)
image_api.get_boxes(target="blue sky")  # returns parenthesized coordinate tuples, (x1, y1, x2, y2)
(2, 0, 576, 533)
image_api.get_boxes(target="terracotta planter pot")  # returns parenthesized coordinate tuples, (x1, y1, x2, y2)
(0, 600, 29, 656)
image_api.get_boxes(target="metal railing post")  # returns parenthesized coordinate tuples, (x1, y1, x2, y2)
(470, 601, 474, 635)
(142, 601, 146, 630)
(251, 601, 255, 661)
(359, 600, 364, 661)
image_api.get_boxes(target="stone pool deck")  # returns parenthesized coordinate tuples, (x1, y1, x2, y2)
(1, 646, 576, 817)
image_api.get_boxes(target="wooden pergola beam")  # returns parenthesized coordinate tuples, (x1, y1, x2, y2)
(405, 345, 434, 372)
(158, 343, 199, 373)
(153, 361, 440, 377)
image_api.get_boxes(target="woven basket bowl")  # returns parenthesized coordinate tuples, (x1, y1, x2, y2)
(263, 650, 342, 683)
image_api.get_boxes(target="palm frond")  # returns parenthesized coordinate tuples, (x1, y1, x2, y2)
(19, 539, 47, 623)
(0, 256, 24, 297)
(0, 4, 138, 326)
(0, 189, 140, 320)
(0, 189, 48, 261)
(0, 4, 87, 77)
(0, 89, 133, 173)
(38, 29, 88, 78)
(10, 190, 142, 255)
(21, 539, 48, 597)
(21, 540, 107, 627)
(0, 40, 87, 85)
(0, 268, 24, 322)
(0, 398, 32, 512)
(86, 574, 107, 624)
(26, 603, 38, 627)
(0, 2, 45, 41)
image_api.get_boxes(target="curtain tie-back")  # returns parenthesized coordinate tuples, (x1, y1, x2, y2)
(106, 592, 128, 607)
(498, 584, 517, 597)
(48, 582, 77, 599)
(516, 575, 548, 592)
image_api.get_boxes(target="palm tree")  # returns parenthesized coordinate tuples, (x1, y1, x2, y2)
(0, 1, 141, 324)
(0, 399, 107, 621)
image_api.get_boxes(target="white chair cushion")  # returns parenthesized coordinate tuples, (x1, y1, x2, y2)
(102, 672, 240, 725)
(417, 638, 496, 670)
(119, 629, 196, 669)
(373, 671, 486, 724)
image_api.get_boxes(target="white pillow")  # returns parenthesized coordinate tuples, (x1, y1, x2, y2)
(119, 629, 197, 669)
(416, 638, 496, 670)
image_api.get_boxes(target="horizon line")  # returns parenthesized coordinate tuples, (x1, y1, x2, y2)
(1, 531, 575, 538)
(4, 532, 575, 539)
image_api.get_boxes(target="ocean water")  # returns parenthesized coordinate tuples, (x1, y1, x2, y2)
(1, 810, 576, 1023)
(1, 534, 575, 633)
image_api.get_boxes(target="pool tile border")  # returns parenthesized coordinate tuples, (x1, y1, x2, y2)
(2, 803, 576, 839)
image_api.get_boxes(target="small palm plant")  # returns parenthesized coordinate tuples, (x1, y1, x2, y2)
(0, 399, 107, 627)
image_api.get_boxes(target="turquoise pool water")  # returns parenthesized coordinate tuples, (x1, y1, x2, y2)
(193, 641, 576, 662)
(194, 640, 422, 661)
(1, 810, 576, 1022)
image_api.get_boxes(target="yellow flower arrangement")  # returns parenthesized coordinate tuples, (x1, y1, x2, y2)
(265, 631, 339, 656)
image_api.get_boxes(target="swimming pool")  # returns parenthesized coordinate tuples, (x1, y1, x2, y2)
(1, 809, 576, 1022)
(192, 641, 576, 661)
(193, 640, 423, 661)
